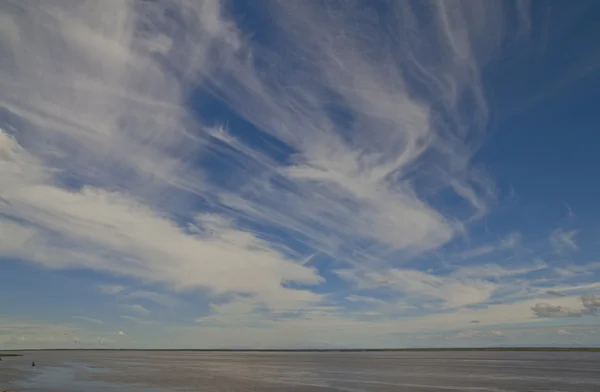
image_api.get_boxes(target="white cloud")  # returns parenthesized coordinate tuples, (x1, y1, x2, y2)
(453, 232, 522, 261)
(544, 281, 600, 294)
(97, 285, 127, 295)
(200, 0, 525, 267)
(531, 295, 600, 318)
(552, 262, 600, 278)
(121, 316, 152, 325)
(122, 304, 151, 315)
(3, 0, 584, 348)
(0, 0, 510, 269)
(1, 128, 323, 307)
(0, 322, 84, 348)
(196, 298, 260, 326)
(345, 295, 389, 306)
(582, 294, 600, 314)
(455, 330, 481, 339)
(128, 290, 179, 307)
(118, 331, 126, 336)
(72, 316, 104, 325)
(550, 229, 579, 254)
(180, 296, 578, 347)
(338, 268, 497, 309)
(98, 284, 179, 307)
(546, 290, 567, 297)
(531, 303, 583, 318)
(195, 288, 327, 328)
(452, 260, 547, 280)
(454, 329, 504, 339)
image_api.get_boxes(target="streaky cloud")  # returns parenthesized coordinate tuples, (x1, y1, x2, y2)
(2, 0, 600, 347)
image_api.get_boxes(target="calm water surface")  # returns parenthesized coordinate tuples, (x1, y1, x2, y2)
(1, 351, 599, 391)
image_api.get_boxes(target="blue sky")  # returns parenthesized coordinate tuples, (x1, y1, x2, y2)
(1, 0, 600, 349)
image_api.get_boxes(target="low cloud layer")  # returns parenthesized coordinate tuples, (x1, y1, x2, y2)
(532, 295, 600, 318)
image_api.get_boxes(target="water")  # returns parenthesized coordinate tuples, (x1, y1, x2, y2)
(2, 351, 600, 391)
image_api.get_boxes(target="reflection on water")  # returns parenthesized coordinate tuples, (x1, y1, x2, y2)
(1, 355, 166, 392)
(15, 366, 166, 392)
(2, 351, 600, 391)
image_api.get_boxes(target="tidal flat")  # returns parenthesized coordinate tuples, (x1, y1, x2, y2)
(2, 350, 600, 391)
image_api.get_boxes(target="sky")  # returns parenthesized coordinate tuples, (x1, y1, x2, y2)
(1, 0, 600, 349)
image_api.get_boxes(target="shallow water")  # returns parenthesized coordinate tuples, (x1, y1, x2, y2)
(2, 351, 600, 391)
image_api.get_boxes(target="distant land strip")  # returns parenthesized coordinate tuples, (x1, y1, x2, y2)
(3, 347, 600, 352)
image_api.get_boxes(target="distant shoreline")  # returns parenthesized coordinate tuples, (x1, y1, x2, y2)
(3, 347, 600, 352)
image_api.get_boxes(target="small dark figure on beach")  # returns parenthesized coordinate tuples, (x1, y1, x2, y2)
(32, 361, 35, 367)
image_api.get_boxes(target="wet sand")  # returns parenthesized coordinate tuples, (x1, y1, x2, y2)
(2, 350, 600, 391)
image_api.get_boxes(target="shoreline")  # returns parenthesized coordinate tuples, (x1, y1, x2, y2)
(3, 347, 600, 352)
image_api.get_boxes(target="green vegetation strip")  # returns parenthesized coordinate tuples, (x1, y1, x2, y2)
(0, 353, 22, 357)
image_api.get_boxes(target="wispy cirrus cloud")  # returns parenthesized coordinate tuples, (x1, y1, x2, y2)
(546, 290, 567, 297)
(0, 0, 510, 325)
(2, 0, 600, 348)
(550, 228, 579, 254)
(0, 129, 322, 312)
(205, 0, 522, 267)
(72, 316, 104, 325)
(337, 267, 498, 309)
(122, 304, 151, 316)
(97, 284, 179, 308)
(128, 290, 179, 308)
(121, 315, 153, 325)
(97, 285, 127, 295)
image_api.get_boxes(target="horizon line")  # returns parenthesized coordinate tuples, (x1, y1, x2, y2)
(3, 347, 600, 352)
